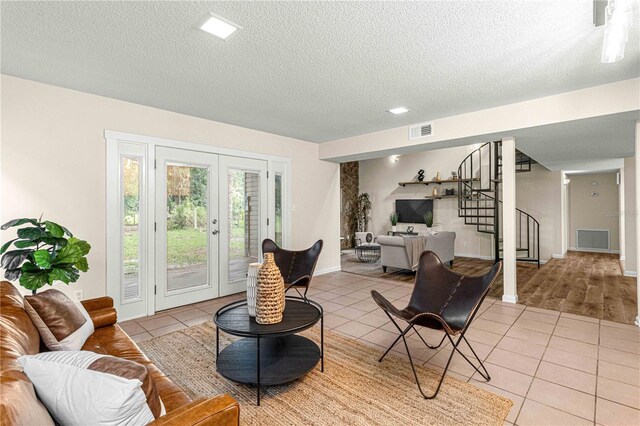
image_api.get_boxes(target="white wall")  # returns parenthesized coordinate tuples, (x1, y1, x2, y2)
(359, 146, 565, 262)
(568, 172, 620, 252)
(0, 75, 341, 299)
(359, 145, 493, 259)
(624, 156, 636, 274)
(515, 164, 564, 260)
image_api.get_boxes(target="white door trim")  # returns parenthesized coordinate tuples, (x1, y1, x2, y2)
(105, 130, 292, 321)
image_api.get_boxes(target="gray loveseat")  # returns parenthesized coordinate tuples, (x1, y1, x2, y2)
(376, 232, 456, 272)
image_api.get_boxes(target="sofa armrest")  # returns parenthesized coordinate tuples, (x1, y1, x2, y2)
(81, 297, 117, 328)
(148, 395, 239, 426)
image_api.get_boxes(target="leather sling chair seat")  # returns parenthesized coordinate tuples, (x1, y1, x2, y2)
(371, 251, 502, 399)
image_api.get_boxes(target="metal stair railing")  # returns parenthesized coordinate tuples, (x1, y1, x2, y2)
(456, 141, 540, 267)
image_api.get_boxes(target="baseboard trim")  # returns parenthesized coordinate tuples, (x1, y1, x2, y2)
(552, 253, 566, 259)
(624, 270, 637, 277)
(568, 247, 620, 254)
(635, 316, 640, 327)
(455, 253, 494, 261)
(502, 295, 519, 304)
(314, 266, 342, 276)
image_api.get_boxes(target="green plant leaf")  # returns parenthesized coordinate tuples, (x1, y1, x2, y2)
(43, 221, 64, 238)
(33, 250, 52, 269)
(0, 239, 17, 255)
(19, 270, 50, 291)
(48, 266, 79, 284)
(60, 225, 73, 237)
(54, 238, 91, 264)
(4, 268, 21, 281)
(48, 267, 69, 284)
(13, 240, 37, 249)
(1, 218, 38, 230)
(17, 227, 46, 240)
(74, 257, 89, 273)
(1, 249, 30, 270)
(40, 237, 67, 247)
(21, 261, 40, 272)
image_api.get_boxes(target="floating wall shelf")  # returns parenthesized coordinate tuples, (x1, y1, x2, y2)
(398, 178, 479, 187)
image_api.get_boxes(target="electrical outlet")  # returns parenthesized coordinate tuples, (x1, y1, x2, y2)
(74, 290, 84, 301)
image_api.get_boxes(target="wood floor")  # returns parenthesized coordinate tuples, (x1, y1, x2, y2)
(343, 251, 638, 325)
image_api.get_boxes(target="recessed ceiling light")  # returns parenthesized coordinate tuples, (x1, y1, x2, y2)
(387, 107, 410, 115)
(198, 13, 241, 40)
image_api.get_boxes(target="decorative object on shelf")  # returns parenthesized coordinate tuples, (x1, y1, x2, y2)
(451, 171, 458, 179)
(445, 188, 456, 196)
(255, 253, 286, 324)
(389, 212, 398, 232)
(0, 217, 91, 294)
(417, 169, 425, 182)
(435, 171, 441, 181)
(432, 186, 439, 197)
(246, 262, 261, 317)
(407, 226, 414, 233)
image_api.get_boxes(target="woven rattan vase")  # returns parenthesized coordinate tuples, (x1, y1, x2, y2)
(255, 253, 285, 324)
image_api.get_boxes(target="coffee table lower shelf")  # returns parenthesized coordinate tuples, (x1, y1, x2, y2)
(217, 335, 320, 386)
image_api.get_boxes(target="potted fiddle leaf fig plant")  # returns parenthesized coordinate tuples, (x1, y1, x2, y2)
(0, 217, 91, 294)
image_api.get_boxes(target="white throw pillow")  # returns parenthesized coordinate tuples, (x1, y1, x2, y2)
(19, 353, 155, 426)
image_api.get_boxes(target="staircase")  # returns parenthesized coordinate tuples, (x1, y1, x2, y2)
(457, 141, 540, 267)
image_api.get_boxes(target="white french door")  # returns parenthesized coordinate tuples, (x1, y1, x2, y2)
(218, 156, 268, 296)
(106, 131, 290, 320)
(155, 147, 219, 311)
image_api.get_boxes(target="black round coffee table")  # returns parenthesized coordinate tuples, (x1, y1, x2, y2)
(355, 243, 381, 263)
(214, 297, 324, 406)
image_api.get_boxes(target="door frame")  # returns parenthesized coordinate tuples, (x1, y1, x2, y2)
(105, 130, 291, 321)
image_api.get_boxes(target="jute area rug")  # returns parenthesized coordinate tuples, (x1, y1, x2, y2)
(139, 322, 512, 426)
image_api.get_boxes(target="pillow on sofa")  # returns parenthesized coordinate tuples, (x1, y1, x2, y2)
(18, 351, 164, 425)
(23, 289, 94, 351)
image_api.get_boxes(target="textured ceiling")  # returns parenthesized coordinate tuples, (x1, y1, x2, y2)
(515, 112, 638, 171)
(2, 1, 639, 143)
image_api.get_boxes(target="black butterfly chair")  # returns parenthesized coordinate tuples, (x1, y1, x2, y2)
(262, 238, 323, 299)
(371, 251, 502, 399)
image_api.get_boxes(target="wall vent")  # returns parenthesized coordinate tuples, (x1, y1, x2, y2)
(409, 122, 433, 140)
(576, 229, 610, 251)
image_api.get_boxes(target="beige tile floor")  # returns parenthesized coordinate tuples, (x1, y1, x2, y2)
(120, 272, 640, 426)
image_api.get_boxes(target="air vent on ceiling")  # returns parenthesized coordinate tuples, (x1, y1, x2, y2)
(409, 122, 433, 140)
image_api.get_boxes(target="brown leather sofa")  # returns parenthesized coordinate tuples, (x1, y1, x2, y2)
(0, 281, 239, 425)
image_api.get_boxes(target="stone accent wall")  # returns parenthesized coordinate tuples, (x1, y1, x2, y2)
(340, 162, 359, 249)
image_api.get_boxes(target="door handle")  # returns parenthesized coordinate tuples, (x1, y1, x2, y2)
(212, 229, 219, 235)
(212, 219, 218, 225)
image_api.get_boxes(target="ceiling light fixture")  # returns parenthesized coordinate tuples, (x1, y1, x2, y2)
(387, 107, 410, 115)
(198, 13, 241, 40)
(601, 0, 634, 63)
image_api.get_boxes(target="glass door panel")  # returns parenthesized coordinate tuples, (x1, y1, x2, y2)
(274, 173, 283, 246)
(165, 163, 209, 292)
(123, 156, 142, 301)
(155, 147, 219, 311)
(227, 170, 261, 283)
(219, 157, 267, 296)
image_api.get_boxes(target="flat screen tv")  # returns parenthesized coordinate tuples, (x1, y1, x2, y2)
(395, 199, 433, 224)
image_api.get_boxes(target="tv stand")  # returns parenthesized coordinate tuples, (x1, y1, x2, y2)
(387, 231, 419, 236)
